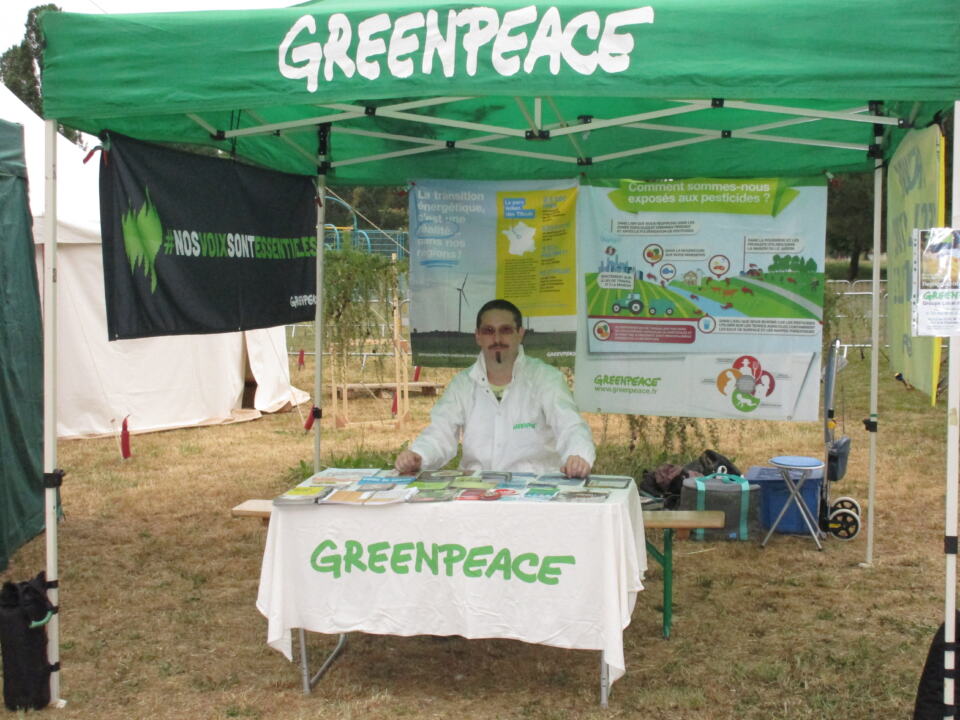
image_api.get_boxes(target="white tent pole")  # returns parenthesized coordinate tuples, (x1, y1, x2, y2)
(42, 119, 63, 706)
(943, 99, 960, 718)
(863, 125, 883, 567)
(313, 128, 328, 472)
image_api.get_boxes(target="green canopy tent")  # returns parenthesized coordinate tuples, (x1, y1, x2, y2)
(35, 0, 960, 707)
(0, 118, 44, 572)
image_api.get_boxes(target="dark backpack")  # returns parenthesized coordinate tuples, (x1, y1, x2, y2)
(684, 449, 742, 478)
(0, 571, 55, 711)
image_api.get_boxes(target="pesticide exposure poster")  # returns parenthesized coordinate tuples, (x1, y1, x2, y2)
(574, 178, 826, 421)
(409, 178, 578, 367)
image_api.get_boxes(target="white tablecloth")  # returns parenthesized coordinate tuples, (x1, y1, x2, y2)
(256, 488, 646, 684)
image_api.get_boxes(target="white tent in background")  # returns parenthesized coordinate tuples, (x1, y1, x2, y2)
(0, 85, 309, 438)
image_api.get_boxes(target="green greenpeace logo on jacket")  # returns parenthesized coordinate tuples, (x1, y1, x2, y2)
(513, 422, 537, 430)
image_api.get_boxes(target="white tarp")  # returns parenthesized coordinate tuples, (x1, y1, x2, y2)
(1, 85, 308, 438)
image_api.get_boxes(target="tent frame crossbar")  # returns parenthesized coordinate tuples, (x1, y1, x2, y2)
(190, 101, 876, 169)
(247, 110, 319, 166)
(693, 100, 903, 127)
(332, 144, 444, 168)
(184, 97, 900, 172)
(225, 109, 364, 139)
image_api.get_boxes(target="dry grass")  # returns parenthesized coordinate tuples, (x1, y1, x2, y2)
(1, 350, 949, 719)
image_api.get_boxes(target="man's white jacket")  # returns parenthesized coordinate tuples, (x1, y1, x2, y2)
(410, 347, 596, 475)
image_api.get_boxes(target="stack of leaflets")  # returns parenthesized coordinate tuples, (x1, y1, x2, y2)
(523, 486, 560, 501)
(417, 469, 477, 482)
(277, 468, 634, 506)
(456, 488, 504, 501)
(321, 487, 418, 505)
(554, 489, 611, 503)
(306, 467, 382, 486)
(480, 471, 511, 484)
(449, 477, 497, 490)
(409, 478, 452, 491)
(407, 488, 458, 502)
(585, 475, 633, 489)
(355, 477, 398, 491)
(273, 482, 335, 505)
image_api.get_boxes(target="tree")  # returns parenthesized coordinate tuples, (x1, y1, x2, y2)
(826, 173, 875, 280)
(1, 4, 80, 144)
(326, 185, 409, 230)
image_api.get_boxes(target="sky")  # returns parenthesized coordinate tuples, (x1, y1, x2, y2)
(2, 0, 296, 53)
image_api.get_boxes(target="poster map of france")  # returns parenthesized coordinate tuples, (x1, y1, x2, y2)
(409, 178, 578, 367)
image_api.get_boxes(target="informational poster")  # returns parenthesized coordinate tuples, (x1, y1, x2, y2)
(576, 351, 819, 420)
(913, 228, 960, 336)
(409, 178, 578, 367)
(580, 178, 825, 354)
(887, 125, 943, 399)
(574, 178, 825, 421)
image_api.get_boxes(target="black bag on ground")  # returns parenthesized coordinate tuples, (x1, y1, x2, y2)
(684, 449, 742, 478)
(639, 463, 702, 509)
(0, 571, 54, 711)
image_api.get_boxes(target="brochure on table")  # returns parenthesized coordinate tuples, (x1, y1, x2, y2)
(272, 469, 634, 506)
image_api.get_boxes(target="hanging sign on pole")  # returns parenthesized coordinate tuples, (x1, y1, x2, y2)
(913, 227, 960, 336)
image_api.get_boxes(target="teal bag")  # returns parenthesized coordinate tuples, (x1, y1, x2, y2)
(688, 472, 755, 541)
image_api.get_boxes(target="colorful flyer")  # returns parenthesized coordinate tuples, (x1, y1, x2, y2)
(913, 227, 960, 336)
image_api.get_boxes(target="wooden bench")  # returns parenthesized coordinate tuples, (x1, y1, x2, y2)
(231, 501, 722, 640)
(232, 498, 272, 525)
(336, 381, 443, 398)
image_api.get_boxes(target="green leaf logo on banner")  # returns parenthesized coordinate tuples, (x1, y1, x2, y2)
(121, 189, 163, 292)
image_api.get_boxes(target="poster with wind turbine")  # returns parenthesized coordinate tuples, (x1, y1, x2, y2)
(408, 178, 579, 368)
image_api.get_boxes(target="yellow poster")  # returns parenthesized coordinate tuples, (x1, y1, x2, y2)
(495, 188, 577, 316)
(886, 125, 944, 402)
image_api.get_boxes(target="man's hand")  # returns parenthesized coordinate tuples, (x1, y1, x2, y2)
(561, 454, 591, 478)
(395, 450, 423, 474)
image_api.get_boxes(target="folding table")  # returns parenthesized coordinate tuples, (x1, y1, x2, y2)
(256, 487, 646, 707)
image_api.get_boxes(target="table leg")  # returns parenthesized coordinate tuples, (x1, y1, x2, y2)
(298, 628, 310, 695)
(599, 653, 609, 708)
(662, 528, 674, 639)
(296, 629, 348, 694)
(644, 529, 674, 639)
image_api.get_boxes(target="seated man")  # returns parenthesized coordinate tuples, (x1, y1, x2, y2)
(395, 299, 595, 477)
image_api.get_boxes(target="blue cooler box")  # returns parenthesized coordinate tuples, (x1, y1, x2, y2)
(745, 465, 823, 534)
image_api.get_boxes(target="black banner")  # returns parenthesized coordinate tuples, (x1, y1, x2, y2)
(100, 133, 317, 339)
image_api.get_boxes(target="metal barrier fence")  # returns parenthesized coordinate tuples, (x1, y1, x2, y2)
(826, 279, 887, 350)
(322, 228, 408, 258)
